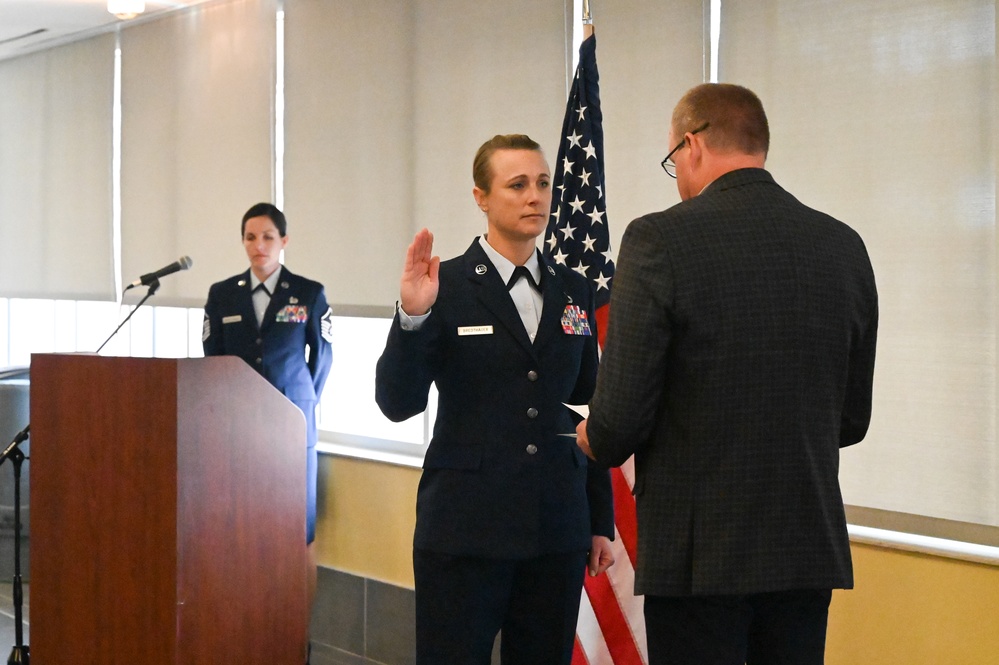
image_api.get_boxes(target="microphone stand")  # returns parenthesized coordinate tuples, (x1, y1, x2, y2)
(0, 278, 161, 664)
(96, 278, 161, 354)
(0, 426, 29, 665)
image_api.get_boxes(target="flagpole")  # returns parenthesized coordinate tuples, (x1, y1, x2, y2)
(555, 7, 647, 663)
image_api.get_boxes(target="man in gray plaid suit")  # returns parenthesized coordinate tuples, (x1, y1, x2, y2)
(575, 83, 878, 665)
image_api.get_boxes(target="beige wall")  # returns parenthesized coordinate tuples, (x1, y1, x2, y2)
(828, 543, 999, 664)
(317, 455, 999, 663)
(315, 455, 420, 588)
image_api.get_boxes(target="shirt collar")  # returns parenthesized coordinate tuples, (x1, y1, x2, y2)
(250, 265, 283, 294)
(478, 235, 541, 286)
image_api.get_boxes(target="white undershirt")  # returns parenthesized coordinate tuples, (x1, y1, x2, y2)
(249, 266, 282, 327)
(477, 236, 543, 342)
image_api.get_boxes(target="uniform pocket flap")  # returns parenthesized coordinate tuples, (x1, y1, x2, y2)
(422, 445, 481, 470)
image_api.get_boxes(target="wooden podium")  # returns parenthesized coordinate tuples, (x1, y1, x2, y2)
(29, 354, 308, 664)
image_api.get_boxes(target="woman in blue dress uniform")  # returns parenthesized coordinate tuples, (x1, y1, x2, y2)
(376, 136, 615, 664)
(202, 202, 333, 643)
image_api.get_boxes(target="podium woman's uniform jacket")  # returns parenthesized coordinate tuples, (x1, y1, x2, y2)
(203, 265, 333, 543)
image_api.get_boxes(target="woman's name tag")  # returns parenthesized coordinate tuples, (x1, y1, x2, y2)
(458, 325, 493, 336)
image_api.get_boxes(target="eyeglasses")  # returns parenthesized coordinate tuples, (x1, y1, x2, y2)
(661, 122, 710, 178)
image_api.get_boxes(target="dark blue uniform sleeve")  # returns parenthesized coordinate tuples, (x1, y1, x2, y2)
(308, 287, 334, 400)
(374, 311, 439, 423)
(202, 285, 225, 357)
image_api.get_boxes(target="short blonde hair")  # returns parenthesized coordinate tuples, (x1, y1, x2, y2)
(472, 134, 543, 193)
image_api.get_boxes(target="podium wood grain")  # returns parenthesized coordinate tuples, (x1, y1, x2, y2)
(30, 354, 308, 664)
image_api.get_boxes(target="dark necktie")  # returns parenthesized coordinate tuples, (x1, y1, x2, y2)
(253, 283, 271, 297)
(507, 266, 542, 293)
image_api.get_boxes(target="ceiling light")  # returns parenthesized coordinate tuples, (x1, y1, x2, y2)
(107, 0, 146, 20)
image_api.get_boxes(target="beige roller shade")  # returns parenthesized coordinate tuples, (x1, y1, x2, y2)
(721, 0, 997, 526)
(0, 34, 116, 300)
(119, 0, 278, 306)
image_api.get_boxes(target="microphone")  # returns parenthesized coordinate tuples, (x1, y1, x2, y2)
(127, 256, 193, 289)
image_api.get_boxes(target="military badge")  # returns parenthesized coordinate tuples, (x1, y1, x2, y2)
(276, 305, 308, 323)
(560, 304, 592, 336)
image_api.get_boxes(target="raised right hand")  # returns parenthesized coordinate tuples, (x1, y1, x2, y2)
(399, 228, 440, 316)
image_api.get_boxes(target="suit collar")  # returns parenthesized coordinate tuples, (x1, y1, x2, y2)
(461, 240, 575, 355)
(534, 254, 575, 349)
(231, 269, 261, 332)
(250, 265, 284, 294)
(476, 235, 543, 288)
(701, 167, 776, 196)
(238, 265, 296, 334)
(462, 240, 538, 356)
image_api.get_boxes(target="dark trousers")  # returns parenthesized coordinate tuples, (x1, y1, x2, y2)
(644, 589, 833, 665)
(413, 548, 588, 665)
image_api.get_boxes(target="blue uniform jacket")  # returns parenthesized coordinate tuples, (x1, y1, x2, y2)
(202, 265, 333, 447)
(375, 240, 614, 559)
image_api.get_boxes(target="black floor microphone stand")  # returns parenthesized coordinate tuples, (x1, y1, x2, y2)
(0, 425, 30, 665)
(0, 278, 161, 664)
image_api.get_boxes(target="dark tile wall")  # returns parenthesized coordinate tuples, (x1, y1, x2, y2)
(309, 567, 501, 665)
(309, 567, 415, 665)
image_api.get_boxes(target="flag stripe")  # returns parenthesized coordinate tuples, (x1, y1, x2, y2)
(583, 563, 646, 665)
(575, 594, 610, 664)
(595, 302, 612, 347)
(611, 467, 639, 569)
(603, 527, 648, 664)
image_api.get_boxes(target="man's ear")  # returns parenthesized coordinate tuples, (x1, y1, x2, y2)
(686, 132, 706, 170)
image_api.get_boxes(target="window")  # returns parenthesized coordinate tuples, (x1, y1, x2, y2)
(317, 315, 434, 466)
(1, 300, 432, 464)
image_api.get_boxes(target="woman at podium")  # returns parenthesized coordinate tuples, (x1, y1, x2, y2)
(202, 202, 333, 647)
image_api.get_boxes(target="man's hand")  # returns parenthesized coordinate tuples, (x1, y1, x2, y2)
(399, 228, 440, 316)
(576, 418, 595, 460)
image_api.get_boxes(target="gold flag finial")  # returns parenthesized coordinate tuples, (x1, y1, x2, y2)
(582, 0, 592, 25)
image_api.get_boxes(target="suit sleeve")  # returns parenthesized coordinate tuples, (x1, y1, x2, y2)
(840, 262, 878, 447)
(374, 310, 440, 423)
(587, 216, 673, 468)
(308, 286, 334, 400)
(586, 458, 615, 538)
(202, 285, 225, 357)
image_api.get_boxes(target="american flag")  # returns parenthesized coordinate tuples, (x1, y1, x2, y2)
(545, 33, 648, 665)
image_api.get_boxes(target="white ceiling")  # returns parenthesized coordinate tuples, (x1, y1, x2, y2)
(0, 0, 207, 62)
